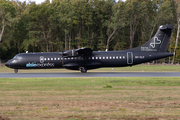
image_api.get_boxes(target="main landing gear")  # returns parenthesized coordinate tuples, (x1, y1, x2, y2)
(79, 67, 87, 73)
(14, 69, 18, 73)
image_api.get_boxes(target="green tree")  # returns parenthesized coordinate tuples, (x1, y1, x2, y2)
(172, 0, 180, 64)
(22, 1, 56, 52)
(138, 0, 153, 45)
(12, 0, 28, 53)
(0, 0, 16, 43)
(105, 1, 126, 50)
(0, 0, 17, 60)
(125, 0, 143, 48)
(53, 0, 75, 50)
(91, 0, 113, 50)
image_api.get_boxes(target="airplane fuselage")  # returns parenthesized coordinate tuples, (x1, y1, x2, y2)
(5, 25, 174, 73)
(6, 51, 173, 70)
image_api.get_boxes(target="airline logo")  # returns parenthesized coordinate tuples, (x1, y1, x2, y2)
(150, 37, 161, 48)
(26, 56, 54, 68)
(40, 56, 44, 63)
(26, 63, 37, 67)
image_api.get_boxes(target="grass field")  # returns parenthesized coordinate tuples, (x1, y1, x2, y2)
(1, 77, 180, 120)
(0, 64, 180, 73)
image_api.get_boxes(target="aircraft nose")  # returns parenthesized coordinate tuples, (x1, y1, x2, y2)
(5, 61, 10, 67)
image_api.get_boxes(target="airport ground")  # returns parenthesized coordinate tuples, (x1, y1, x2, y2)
(1, 65, 180, 120)
(1, 64, 180, 73)
(0, 77, 180, 120)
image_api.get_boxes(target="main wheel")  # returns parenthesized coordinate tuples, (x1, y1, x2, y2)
(79, 67, 87, 73)
(14, 69, 18, 73)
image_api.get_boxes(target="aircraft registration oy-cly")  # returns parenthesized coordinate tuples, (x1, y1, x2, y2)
(5, 24, 174, 73)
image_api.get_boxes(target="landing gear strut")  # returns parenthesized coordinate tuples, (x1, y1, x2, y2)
(14, 69, 18, 73)
(79, 67, 87, 73)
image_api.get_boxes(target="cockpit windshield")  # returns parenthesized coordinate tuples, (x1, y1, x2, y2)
(13, 55, 22, 60)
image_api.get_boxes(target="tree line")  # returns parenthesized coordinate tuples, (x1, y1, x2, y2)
(0, 0, 180, 63)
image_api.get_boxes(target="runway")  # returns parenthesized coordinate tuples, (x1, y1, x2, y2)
(0, 72, 180, 78)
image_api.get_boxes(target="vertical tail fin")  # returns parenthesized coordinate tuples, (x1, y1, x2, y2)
(127, 24, 173, 52)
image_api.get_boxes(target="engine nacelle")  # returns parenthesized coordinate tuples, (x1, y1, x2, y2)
(61, 49, 78, 57)
(60, 48, 93, 57)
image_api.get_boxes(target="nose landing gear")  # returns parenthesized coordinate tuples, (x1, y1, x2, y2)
(79, 67, 87, 73)
(14, 69, 18, 73)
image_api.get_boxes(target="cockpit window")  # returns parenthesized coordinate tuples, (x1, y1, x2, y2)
(13, 55, 18, 59)
(13, 55, 22, 60)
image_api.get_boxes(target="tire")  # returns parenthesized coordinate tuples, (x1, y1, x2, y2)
(14, 69, 18, 73)
(79, 67, 87, 73)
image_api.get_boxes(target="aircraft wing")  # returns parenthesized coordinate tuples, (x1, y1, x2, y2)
(61, 48, 93, 57)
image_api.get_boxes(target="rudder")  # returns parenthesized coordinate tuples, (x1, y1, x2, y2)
(126, 25, 173, 52)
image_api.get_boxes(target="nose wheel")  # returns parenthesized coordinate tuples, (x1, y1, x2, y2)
(79, 67, 87, 73)
(14, 69, 18, 73)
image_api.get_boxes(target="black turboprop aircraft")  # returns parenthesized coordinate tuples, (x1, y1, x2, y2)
(5, 24, 174, 73)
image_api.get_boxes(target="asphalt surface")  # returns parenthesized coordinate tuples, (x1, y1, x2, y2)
(0, 72, 180, 78)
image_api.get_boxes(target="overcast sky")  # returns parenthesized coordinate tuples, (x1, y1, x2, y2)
(18, 0, 125, 4)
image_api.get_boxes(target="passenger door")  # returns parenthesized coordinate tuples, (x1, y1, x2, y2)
(127, 52, 133, 64)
